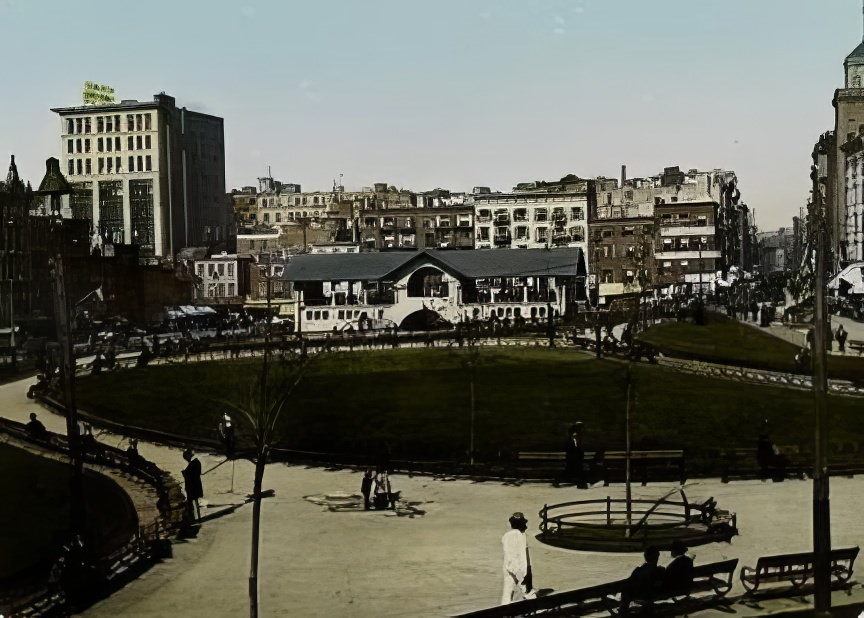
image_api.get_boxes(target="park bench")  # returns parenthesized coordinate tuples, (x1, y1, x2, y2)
(516, 450, 685, 485)
(740, 547, 859, 595)
(720, 447, 806, 483)
(848, 339, 864, 355)
(451, 558, 738, 618)
(601, 450, 685, 486)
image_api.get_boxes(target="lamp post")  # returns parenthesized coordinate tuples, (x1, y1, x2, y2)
(5, 279, 15, 368)
(37, 159, 84, 541)
(698, 241, 705, 324)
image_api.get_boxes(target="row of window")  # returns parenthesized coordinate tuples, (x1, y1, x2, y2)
(66, 113, 153, 135)
(305, 308, 383, 321)
(67, 155, 152, 176)
(364, 217, 471, 228)
(476, 206, 584, 222)
(260, 211, 321, 223)
(260, 195, 331, 207)
(603, 192, 684, 205)
(206, 283, 236, 297)
(67, 135, 152, 155)
(196, 262, 236, 277)
(601, 260, 711, 284)
(477, 225, 585, 243)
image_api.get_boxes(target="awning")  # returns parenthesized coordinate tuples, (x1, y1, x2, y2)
(828, 263, 864, 294)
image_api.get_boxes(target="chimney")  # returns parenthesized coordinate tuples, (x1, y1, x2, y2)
(620, 164, 627, 187)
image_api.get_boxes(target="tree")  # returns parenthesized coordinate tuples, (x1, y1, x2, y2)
(222, 354, 307, 618)
(222, 268, 308, 618)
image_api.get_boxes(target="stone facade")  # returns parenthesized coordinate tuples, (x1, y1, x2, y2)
(831, 42, 864, 266)
(589, 167, 730, 303)
(757, 227, 798, 274)
(52, 93, 228, 260)
(840, 133, 864, 263)
(472, 191, 588, 253)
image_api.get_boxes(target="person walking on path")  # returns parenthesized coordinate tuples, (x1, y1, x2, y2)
(182, 448, 204, 521)
(563, 423, 586, 488)
(837, 324, 848, 353)
(546, 304, 556, 348)
(360, 468, 375, 510)
(501, 512, 533, 604)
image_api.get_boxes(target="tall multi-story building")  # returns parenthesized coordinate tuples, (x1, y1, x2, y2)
(830, 30, 864, 266)
(758, 228, 797, 274)
(52, 92, 227, 261)
(590, 166, 731, 302)
(231, 175, 475, 252)
(473, 175, 591, 253)
(192, 252, 253, 302)
(0, 156, 30, 331)
(840, 129, 864, 263)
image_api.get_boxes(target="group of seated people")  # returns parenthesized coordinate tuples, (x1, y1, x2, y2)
(622, 542, 694, 611)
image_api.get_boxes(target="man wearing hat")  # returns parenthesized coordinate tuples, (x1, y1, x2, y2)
(182, 448, 204, 521)
(501, 512, 532, 604)
(664, 540, 694, 595)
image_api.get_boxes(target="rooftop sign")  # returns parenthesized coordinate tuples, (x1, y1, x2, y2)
(83, 81, 115, 105)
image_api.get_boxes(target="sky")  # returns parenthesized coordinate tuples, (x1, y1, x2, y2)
(0, 0, 862, 230)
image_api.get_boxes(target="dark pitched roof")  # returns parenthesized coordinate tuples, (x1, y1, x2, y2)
(281, 252, 415, 282)
(847, 41, 864, 62)
(281, 248, 585, 282)
(426, 248, 585, 278)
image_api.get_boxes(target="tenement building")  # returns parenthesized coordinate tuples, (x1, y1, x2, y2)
(472, 176, 590, 254)
(590, 166, 734, 303)
(52, 92, 227, 261)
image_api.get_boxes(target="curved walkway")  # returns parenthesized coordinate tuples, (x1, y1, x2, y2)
(4, 378, 864, 616)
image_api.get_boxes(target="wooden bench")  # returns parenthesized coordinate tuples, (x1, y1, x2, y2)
(720, 447, 806, 483)
(516, 450, 685, 485)
(601, 450, 685, 486)
(740, 547, 859, 595)
(848, 339, 864, 355)
(451, 558, 738, 617)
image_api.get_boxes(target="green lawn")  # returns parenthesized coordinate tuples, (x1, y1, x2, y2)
(638, 313, 864, 382)
(0, 443, 137, 584)
(74, 347, 864, 472)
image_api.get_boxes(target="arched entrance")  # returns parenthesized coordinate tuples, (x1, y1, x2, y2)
(399, 308, 451, 331)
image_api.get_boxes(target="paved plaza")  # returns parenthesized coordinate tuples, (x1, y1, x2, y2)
(3, 374, 864, 616)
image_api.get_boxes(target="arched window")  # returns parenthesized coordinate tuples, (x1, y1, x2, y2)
(407, 267, 448, 297)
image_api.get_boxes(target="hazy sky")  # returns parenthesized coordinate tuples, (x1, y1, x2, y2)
(1, 0, 862, 229)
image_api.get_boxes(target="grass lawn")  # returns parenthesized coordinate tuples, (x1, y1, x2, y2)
(0, 443, 137, 585)
(75, 347, 864, 472)
(638, 313, 864, 382)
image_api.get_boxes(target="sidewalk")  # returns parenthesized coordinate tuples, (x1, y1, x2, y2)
(4, 375, 864, 617)
(736, 313, 864, 356)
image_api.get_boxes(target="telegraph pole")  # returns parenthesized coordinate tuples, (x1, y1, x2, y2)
(811, 186, 831, 615)
(51, 255, 86, 540)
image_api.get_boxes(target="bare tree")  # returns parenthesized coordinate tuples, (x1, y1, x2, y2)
(223, 268, 308, 618)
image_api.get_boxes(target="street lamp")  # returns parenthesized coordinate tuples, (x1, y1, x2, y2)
(5, 279, 15, 367)
(36, 158, 85, 541)
(698, 240, 705, 324)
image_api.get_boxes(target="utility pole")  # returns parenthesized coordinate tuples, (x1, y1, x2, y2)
(51, 255, 86, 539)
(7, 279, 15, 368)
(811, 184, 831, 615)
